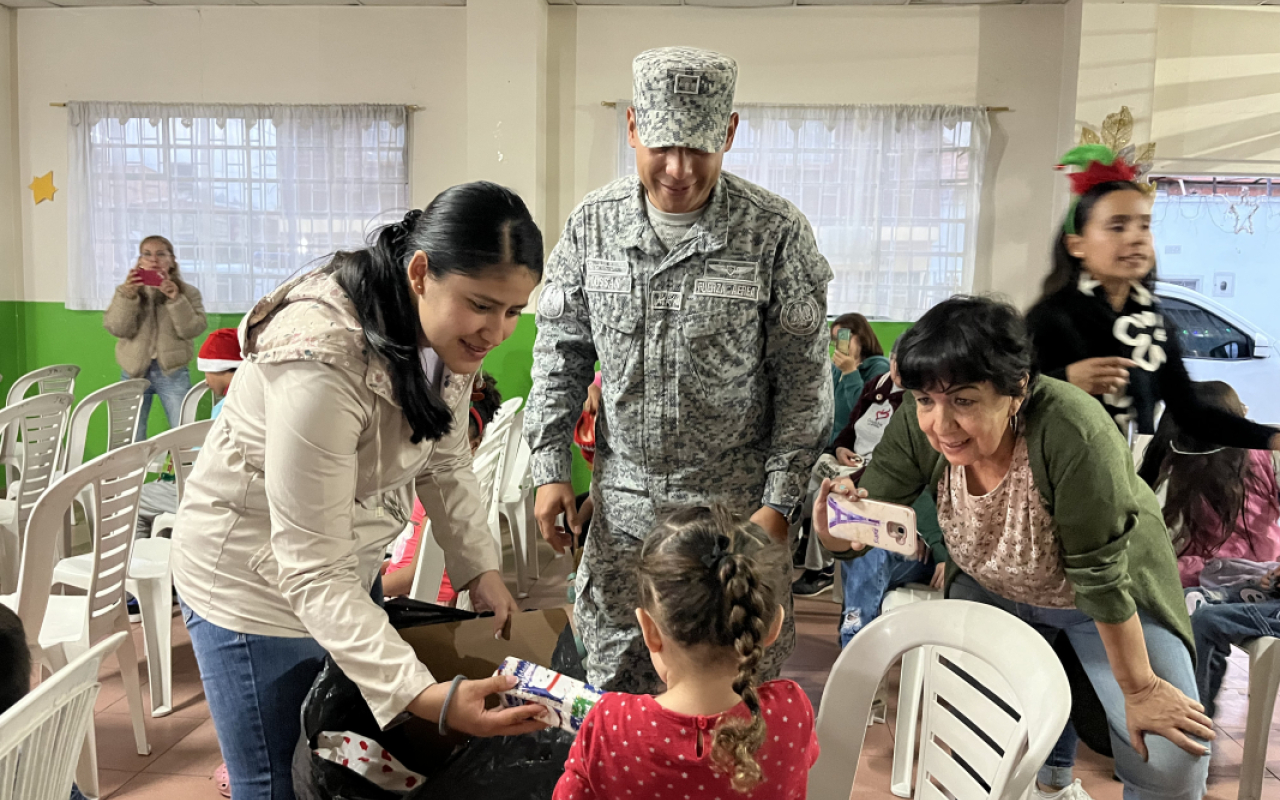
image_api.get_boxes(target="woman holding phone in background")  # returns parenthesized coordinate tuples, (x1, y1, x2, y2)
(829, 313, 889, 445)
(104, 235, 208, 441)
(814, 295, 1211, 800)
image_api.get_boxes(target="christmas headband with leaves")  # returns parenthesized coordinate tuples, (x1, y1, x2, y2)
(1058, 106, 1156, 235)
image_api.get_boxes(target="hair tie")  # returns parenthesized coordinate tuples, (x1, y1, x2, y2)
(701, 534, 730, 570)
(469, 407, 484, 438)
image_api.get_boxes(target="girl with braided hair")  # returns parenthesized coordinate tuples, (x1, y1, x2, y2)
(554, 506, 819, 799)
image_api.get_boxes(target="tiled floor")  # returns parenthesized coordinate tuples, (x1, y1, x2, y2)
(74, 544, 1280, 799)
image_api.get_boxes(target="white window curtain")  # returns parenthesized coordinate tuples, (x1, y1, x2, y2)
(67, 102, 410, 312)
(617, 103, 990, 321)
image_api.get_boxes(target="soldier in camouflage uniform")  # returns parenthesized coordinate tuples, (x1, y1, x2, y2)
(525, 47, 833, 693)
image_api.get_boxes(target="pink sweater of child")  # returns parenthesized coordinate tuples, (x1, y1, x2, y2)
(1177, 450, 1280, 587)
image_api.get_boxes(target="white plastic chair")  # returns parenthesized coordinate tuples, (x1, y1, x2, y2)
(178, 381, 213, 426)
(1, 366, 79, 486)
(0, 631, 128, 800)
(3, 443, 155, 798)
(407, 520, 447, 605)
(60, 380, 150, 476)
(144, 419, 213, 540)
(52, 420, 213, 718)
(879, 583, 945, 797)
(0, 394, 74, 595)
(471, 398, 523, 568)
(809, 599, 1071, 800)
(493, 409, 541, 598)
(1236, 637, 1280, 800)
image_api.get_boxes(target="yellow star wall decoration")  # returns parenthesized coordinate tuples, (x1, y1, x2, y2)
(29, 171, 57, 204)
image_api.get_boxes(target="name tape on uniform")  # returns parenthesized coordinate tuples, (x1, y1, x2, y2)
(694, 278, 759, 301)
(650, 291, 683, 311)
(585, 273, 632, 294)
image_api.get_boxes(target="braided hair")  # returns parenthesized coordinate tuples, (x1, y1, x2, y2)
(329, 182, 542, 444)
(637, 506, 790, 793)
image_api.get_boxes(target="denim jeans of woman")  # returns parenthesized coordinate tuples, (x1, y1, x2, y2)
(950, 574, 1208, 800)
(126, 361, 191, 441)
(180, 577, 384, 800)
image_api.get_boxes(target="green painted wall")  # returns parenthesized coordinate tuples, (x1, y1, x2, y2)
(1, 302, 909, 494)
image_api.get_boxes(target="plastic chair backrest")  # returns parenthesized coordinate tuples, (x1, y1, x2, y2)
(0, 632, 126, 800)
(0, 393, 74, 540)
(471, 397, 522, 509)
(1, 367, 79, 484)
(809, 599, 1071, 800)
(61, 379, 150, 476)
(497, 413, 532, 505)
(179, 381, 213, 425)
(12, 442, 154, 658)
(147, 420, 214, 503)
(407, 520, 447, 604)
(3, 365, 79, 408)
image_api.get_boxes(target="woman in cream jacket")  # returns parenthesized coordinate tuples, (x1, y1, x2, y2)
(172, 183, 546, 800)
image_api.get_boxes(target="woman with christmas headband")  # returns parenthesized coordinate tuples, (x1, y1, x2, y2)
(1027, 146, 1280, 466)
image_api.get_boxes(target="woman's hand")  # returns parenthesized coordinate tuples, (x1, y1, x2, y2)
(832, 348, 859, 376)
(930, 563, 946, 590)
(159, 278, 180, 300)
(1122, 673, 1214, 759)
(1066, 357, 1134, 396)
(813, 477, 868, 554)
(408, 675, 547, 737)
(121, 266, 143, 298)
(463, 570, 520, 641)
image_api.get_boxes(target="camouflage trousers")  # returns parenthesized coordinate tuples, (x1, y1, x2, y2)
(574, 505, 797, 693)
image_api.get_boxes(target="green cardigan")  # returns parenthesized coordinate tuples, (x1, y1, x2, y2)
(844, 376, 1193, 653)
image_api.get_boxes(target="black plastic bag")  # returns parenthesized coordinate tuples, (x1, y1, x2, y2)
(293, 600, 584, 800)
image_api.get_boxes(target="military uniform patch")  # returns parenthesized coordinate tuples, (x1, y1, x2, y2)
(780, 297, 822, 335)
(538, 285, 565, 319)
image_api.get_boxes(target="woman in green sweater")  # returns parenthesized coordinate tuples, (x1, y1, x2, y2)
(815, 296, 1210, 800)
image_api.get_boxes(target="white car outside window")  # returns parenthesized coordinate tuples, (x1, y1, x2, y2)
(1156, 281, 1280, 425)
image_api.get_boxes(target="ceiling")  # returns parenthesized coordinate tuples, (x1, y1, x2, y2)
(4, 0, 1274, 14)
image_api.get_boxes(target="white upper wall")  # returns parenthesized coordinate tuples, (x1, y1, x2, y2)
(15, 6, 466, 303)
(1153, 5, 1280, 175)
(570, 5, 984, 201)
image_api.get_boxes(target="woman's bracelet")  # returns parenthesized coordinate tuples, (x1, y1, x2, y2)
(438, 675, 467, 736)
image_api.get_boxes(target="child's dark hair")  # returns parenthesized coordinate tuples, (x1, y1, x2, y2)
(331, 182, 543, 444)
(637, 506, 790, 793)
(0, 603, 30, 715)
(1140, 381, 1262, 559)
(471, 372, 503, 433)
(1040, 181, 1157, 300)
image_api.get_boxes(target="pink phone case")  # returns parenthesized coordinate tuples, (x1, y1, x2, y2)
(826, 493, 919, 556)
(138, 269, 165, 287)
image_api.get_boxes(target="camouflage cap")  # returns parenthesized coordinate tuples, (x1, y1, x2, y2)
(632, 47, 737, 154)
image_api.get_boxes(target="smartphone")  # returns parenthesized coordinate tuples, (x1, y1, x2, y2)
(138, 269, 165, 287)
(836, 328, 852, 355)
(826, 493, 919, 556)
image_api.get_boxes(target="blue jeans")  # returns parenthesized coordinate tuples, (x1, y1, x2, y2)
(838, 547, 935, 647)
(950, 574, 1208, 800)
(1192, 600, 1280, 718)
(181, 602, 327, 800)
(127, 362, 191, 441)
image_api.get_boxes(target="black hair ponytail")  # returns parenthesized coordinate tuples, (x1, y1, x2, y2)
(331, 182, 543, 444)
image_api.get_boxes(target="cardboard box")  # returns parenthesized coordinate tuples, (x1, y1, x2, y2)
(389, 607, 573, 767)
